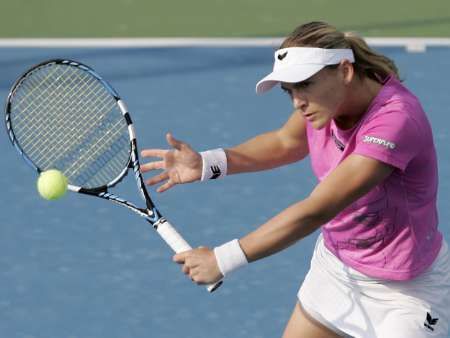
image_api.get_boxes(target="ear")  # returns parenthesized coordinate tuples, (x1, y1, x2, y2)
(340, 60, 354, 85)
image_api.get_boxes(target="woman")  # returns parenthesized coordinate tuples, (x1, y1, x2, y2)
(140, 22, 450, 338)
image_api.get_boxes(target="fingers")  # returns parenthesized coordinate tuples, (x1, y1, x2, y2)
(143, 172, 175, 192)
(156, 181, 175, 193)
(180, 266, 202, 284)
(172, 248, 220, 285)
(166, 133, 183, 151)
(140, 147, 173, 189)
(174, 252, 193, 277)
(182, 265, 190, 275)
(145, 171, 169, 186)
(140, 160, 165, 173)
(142, 166, 177, 192)
(141, 134, 184, 155)
(190, 272, 203, 284)
(173, 250, 199, 280)
(173, 251, 188, 264)
(141, 149, 168, 158)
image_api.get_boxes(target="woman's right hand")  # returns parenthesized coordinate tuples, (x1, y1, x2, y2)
(140, 133, 202, 192)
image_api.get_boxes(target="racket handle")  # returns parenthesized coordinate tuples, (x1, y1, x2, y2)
(155, 219, 223, 293)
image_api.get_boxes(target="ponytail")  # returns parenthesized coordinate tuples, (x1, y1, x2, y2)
(280, 22, 400, 83)
(344, 31, 399, 82)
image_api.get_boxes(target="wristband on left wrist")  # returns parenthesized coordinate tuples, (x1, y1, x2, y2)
(214, 239, 248, 277)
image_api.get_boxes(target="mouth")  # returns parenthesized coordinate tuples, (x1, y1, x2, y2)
(303, 112, 316, 120)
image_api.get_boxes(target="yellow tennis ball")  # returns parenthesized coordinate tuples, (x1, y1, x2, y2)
(37, 169, 68, 200)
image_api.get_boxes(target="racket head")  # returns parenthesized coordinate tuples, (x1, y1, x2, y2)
(5, 59, 132, 191)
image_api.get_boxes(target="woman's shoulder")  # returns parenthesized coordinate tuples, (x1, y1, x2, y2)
(375, 77, 423, 111)
(364, 77, 429, 130)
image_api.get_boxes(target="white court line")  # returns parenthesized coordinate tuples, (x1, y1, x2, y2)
(0, 37, 450, 52)
(1, 38, 283, 48)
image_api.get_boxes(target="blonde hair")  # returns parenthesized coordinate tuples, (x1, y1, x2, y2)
(280, 22, 399, 83)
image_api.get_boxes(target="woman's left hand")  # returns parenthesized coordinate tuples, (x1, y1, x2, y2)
(173, 247, 223, 285)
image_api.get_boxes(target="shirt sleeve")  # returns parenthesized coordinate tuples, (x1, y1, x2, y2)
(353, 109, 423, 171)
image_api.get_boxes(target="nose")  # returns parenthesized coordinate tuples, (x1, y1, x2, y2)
(292, 91, 308, 111)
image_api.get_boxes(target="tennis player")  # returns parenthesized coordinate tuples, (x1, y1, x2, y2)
(141, 21, 450, 338)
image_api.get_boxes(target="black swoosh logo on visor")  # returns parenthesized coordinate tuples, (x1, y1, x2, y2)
(277, 51, 288, 60)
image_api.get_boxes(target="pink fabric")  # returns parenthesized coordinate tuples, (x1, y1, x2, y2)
(306, 76, 442, 280)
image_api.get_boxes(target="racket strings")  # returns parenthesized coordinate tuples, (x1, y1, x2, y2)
(14, 67, 98, 144)
(12, 66, 77, 144)
(26, 87, 118, 169)
(9, 63, 130, 188)
(14, 68, 118, 171)
(15, 67, 109, 142)
(15, 69, 111, 160)
(63, 117, 129, 185)
(13, 64, 75, 116)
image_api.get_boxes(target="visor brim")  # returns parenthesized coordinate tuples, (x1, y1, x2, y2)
(255, 64, 325, 94)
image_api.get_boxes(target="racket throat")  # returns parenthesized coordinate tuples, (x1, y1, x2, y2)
(152, 217, 167, 230)
(143, 206, 163, 226)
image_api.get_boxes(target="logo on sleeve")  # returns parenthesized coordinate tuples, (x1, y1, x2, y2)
(363, 135, 396, 149)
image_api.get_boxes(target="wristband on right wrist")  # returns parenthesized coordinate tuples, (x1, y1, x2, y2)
(200, 148, 227, 181)
(214, 239, 248, 277)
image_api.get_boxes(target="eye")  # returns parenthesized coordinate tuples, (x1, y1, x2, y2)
(293, 81, 311, 89)
(281, 86, 292, 97)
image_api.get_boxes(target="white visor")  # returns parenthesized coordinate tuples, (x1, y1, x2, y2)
(256, 47, 355, 94)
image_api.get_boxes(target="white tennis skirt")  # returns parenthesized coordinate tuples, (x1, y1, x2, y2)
(298, 234, 450, 338)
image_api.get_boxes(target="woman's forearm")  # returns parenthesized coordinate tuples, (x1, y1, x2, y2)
(239, 196, 327, 262)
(226, 129, 308, 175)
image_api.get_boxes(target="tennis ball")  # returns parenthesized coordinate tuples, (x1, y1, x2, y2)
(37, 169, 68, 200)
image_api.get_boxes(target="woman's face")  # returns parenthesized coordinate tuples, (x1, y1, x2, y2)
(281, 64, 350, 129)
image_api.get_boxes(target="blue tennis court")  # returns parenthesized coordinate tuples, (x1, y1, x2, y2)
(0, 46, 449, 338)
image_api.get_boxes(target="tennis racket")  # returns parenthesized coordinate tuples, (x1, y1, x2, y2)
(4, 59, 222, 293)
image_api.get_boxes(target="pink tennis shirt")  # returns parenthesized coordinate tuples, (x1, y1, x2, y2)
(306, 76, 442, 281)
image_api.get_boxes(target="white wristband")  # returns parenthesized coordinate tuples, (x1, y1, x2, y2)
(200, 148, 227, 181)
(214, 239, 248, 277)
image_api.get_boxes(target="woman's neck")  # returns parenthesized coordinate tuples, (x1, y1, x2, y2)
(334, 76, 383, 130)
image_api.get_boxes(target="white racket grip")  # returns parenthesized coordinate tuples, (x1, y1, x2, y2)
(155, 219, 223, 293)
(156, 219, 192, 253)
